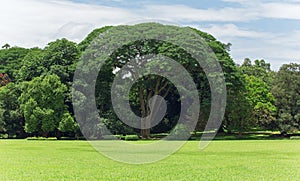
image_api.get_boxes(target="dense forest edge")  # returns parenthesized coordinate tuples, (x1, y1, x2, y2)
(0, 23, 299, 140)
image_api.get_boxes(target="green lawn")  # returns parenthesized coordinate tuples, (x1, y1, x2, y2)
(1, 140, 300, 180)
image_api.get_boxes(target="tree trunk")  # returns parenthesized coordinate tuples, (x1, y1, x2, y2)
(56, 130, 61, 140)
(141, 128, 150, 139)
(42, 132, 49, 138)
(238, 131, 242, 138)
(138, 85, 152, 139)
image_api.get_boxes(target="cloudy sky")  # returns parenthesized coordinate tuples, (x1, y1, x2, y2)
(1, 0, 300, 69)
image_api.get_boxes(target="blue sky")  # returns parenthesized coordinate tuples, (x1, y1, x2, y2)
(1, 0, 300, 69)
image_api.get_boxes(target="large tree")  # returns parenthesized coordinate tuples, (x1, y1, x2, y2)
(76, 23, 240, 138)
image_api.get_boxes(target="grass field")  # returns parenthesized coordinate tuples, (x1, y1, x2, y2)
(1, 140, 300, 180)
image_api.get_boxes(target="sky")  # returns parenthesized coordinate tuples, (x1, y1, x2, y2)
(1, 0, 300, 70)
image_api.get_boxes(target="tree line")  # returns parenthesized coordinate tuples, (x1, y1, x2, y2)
(0, 23, 299, 139)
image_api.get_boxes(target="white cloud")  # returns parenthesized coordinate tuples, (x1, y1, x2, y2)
(189, 23, 300, 69)
(0, 0, 299, 70)
(0, 0, 137, 47)
(139, 5, 258, 22)
(199, 24, 267, 39)
(138, 1, 300, 23)
(51, 22, 95, 42)
(260, 2, 300, 20)
(2, 0, 300, 48)
(0, 0, 260, 48)
(222, 0, 300, 20)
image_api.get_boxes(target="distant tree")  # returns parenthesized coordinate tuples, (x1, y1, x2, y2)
(0, 47, 29, 79)
(2, 43, 10, 49)
(223, 88, 251, 135)
(43, 39, 79, 117)
(272, 63, 300, 134)
(240, 58, 273, 84)
(17, 48, 45, 82)
(19, 74, 67, 137)
(18, 39, 79, 84)
(43, 38, 79, 84)
(244, 75, 277, 130)
(0, 83, 24, 138)
(18, 39, 79, 122)
(233, 59, 276, 130)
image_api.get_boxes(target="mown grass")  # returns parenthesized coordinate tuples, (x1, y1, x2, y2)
(1, 140, 300, 180)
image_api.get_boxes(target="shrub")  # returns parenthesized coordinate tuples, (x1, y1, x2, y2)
(115, 135, 125, 140)
(27, 137, 43, 140)
(151, 133, 169, 139)
(102, 135, 117, 140)
(125, 135, 139, 141)
(0, 134, 8, 139)
(290, 136, 300, 140)
(26, 137, 57, 141)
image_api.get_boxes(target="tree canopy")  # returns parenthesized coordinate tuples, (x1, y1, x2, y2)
(0, 23, 299, 139)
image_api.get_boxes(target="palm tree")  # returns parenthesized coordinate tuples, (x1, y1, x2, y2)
(2, 43, 10, 49)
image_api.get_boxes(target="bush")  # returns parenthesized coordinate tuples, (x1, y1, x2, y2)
(102, 135, 118, 140)
(0, 134, 8, 139)
(290, 136, 300, 140)
(125, 135, 139, 141)
(151, 133, 169, 139)
(26, 137, 57, 141)
(115, 135, 125, 140)
(27, 137, 44, 140)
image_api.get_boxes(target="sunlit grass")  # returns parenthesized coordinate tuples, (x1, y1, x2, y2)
(1, 140, 300, 180)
